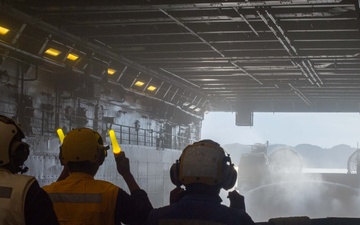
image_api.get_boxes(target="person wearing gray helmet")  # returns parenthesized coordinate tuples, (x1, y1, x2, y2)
(146, 139, 255, 225)
(0, 114, 59, 225)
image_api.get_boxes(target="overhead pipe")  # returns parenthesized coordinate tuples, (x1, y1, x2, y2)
(160, 8, 263, 86)
(258, 10, 317, 103)
(301, 61, 321, 87)
(257, 11, 294, 56)
(30, 1, 345, 13)
(266, 10, 324, 86)
(265, 10, 323, 86)
(258, 10, 321, 86)
(233, 7, 259, 37)
(158, 53, 360, 62)
(265, 10, 297, 55)
(230, 61, 263, 85)
(306, 60, 323, 85)
(301, 61, 318, 85)
(297, 65, 314, 85)
(288, 83, 311, 105)
(159, 8, 225, 57)
(159, 67, 200, 88)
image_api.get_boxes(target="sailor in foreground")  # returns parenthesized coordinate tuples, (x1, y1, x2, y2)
(0, 115, 59, 225)
(146, 139, 255, 225)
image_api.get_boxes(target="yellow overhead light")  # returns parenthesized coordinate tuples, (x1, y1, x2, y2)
(108, 68, 116, 75)
(45, 48, 61, 57)
(67, 53, 79, 61)
(0, 26, 9, 35)
(147, 85, 157, 91)
(134, 81, 145, 87)
(194, 108, 201, 112)
(189, 105, 196, 109)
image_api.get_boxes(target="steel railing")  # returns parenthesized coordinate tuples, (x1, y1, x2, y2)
(0, 100, 194, 150)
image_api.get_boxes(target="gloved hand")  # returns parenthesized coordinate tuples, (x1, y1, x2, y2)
(114, 151, 141, 192)
(227, 190, 246, 211)
(169, 186, 185, 204)
(114, 151, 131, 176)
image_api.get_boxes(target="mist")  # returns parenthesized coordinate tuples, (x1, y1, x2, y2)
(202, 112, 360, 222)
(244, 172, 360, 222)
(225, 145, 360, 223)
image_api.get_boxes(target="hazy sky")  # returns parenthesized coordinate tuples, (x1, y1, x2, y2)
(201, 112, 360, 149)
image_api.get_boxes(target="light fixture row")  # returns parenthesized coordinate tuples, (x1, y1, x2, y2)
(134, 80, 157, 92)
(2, 25, 159, 93)
(182, 101, 202, 112)
(45, 48, 119, 76)
(0, 25, 197, 111)
(45, 48, 79, 61)
(1, 25, 118, 76)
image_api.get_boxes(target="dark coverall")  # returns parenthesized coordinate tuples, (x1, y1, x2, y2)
(146, 193, 255, 225)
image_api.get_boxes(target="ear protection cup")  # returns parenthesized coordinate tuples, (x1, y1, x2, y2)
(10, 141, 30, 165)
(0, 115, 29, 173)
(95, 134, 107, 166)
(97, 145, 107, 166)
(170, 160, 182, 187)
(222, 155, 237, 190)
(0, 115, 28, 167)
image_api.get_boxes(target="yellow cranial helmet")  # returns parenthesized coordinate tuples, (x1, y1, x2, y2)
(59, 128, 108, 165)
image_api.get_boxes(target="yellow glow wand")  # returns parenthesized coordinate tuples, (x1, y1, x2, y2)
(109, 129, 121, 154)
(57, 128, 65, 144)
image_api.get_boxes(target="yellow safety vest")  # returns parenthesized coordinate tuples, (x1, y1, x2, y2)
(0, 169, 35, 225)
(43, 172, 119, 225)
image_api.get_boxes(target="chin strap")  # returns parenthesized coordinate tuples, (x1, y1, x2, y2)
(18, 164, 29, 174)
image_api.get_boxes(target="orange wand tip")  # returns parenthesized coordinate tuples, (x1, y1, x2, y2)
(109, 129, 121, 154)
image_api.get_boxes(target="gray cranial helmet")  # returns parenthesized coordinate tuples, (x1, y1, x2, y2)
(0, 115, 29, 168)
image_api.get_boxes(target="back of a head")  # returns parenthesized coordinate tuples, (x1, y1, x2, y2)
(59, 128, 108, 173)
(0, 115, 29, 174)
(170, 139, 237, 191)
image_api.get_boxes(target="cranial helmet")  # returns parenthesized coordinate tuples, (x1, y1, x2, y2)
(170, 139, 237, 190)
(59, 128, 109, 165)
(0, 115, 30, 173)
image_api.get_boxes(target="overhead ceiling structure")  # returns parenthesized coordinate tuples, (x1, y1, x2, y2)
(1, 0, 360, 116)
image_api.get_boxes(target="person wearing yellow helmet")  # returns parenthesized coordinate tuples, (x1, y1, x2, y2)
(0, 114, 59, 225)
(43, 127, 153, 225)
(146, 139, 255, 225)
